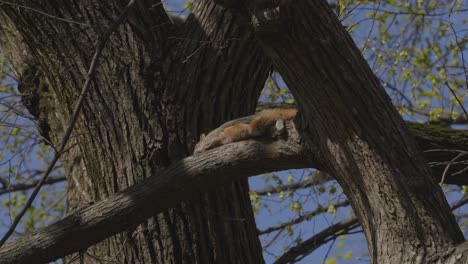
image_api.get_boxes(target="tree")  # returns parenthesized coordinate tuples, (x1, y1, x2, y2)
(0, 0, 467, 263)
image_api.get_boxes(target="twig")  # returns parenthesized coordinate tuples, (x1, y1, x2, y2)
(262, 228, 285, 250)
(0, 175, 66, 196)
(258, 200, 351, 235)
(445, 81, 468, 121)
(254, 178, 315, 196)
(452, 195, 468, 211)
(0, 0, 137, 248)
(321, 237, 336, 264)
(440, 151, 468, 184)
(270, 193, 468, 263)
(0, 0, 90, 27)
(448, 23, 468, 92)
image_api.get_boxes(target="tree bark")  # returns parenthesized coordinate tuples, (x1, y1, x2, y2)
(0, 126, 308, 264)
(0, 115, 466, 263)
(248, 0, 465, 263)
(1, 1, 269, 263)
(2, 0, 468, 263)
(0, 12, 91, 213)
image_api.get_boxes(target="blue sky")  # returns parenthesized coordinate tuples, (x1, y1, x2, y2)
(0, 1, 466, 263)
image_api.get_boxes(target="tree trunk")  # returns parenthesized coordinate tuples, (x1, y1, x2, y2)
(3, 0, 468, 263)
(1, 1, 269, 263)
(248, 0, 464, 263)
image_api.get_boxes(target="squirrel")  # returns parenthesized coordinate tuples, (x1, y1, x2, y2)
(194, 108, 297, 153)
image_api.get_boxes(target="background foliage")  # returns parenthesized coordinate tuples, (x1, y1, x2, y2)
(0, 0, 467, 263)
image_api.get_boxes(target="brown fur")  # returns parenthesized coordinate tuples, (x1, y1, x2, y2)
(194, 108, 297, 153)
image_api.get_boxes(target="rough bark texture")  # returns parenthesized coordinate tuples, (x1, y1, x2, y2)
(0, 112, 467, 263)
(1, 0, 468, 263)
(0, 13, 91, 213)
(409, 123, 468, 185)
(248, 0, 465, 263)
(0, 122, 308, 264)
(1, 1, 270, 263)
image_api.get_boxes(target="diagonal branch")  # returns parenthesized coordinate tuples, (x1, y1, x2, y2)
(0, 124, 310, 264)
(274, 218, 360, 264)
(274, 194, 468, 263)
(0, 113, 467, 262)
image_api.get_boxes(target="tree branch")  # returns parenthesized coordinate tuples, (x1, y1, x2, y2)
(273, 194, 468, 263)
(254, 178, 314, 196)
(0, 114, 467, 262)
(0, 123, 310, 264)
(258, 200, 350, 235)
(0, 175, 66, 196)
(260, 104, 468, 185)
(253, 171, 331, 196)
(274, 218, 360, 264)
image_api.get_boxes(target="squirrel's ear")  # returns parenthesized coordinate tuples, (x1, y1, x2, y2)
(200, 133, 206, 140)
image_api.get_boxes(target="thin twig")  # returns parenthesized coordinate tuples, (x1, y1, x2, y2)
(0, 175, 66, 196)
(0, 0, 90, 27)
(440, 151, 468, 184)
(448, 23, 468, 92)
(258, 200, 351, 235)
(452, 163, 468, 176)
(321, 237, 336, 264)
(271, 194, 468, 263)
(0, 0, 137, 248)
(254, 178, 314, 196)
(445, 81, 468, 121)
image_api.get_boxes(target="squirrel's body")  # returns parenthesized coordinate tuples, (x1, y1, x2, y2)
(194, 108, 297, 153)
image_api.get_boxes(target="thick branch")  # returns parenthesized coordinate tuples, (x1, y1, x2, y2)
(248, 0, 464, 261)
(0, 126, 309, 264)
(258, 104, 468, 185)
(1, 115, 467, 262)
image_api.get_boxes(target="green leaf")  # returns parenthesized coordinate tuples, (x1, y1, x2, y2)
(343, 251, 353, 260)
(249, 192, 259, 201)
(290, 202, 302, 213)
(337, 241, 345, 249)
(10, 127, 19, 136)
